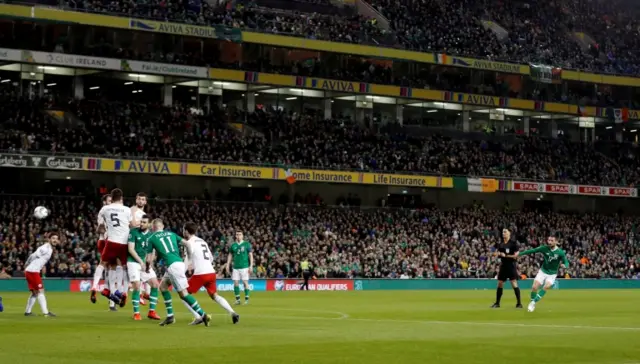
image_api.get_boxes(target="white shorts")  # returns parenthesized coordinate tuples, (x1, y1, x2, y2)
(163, 262, 188, 292)
(127, 262, 157, 283)
(534, 270, 557, 287)
(232, 268, 250, 281)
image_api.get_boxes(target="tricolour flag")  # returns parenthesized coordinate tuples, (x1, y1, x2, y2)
(614, 108, 629, 123)
(436, 54, 448, 64)
(284, 168, 296, 184)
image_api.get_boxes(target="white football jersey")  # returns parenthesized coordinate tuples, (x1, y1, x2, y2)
(97, 213, 106, 240)
(186, 236, 215, 275)
(98, 203, 132, 244)
(25, 243, 53, 273)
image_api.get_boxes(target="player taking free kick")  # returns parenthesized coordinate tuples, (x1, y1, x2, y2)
(225, 231, 253, 305)
(147, 218, 211, 327)
(515, 235, 570, 312)
(127, 215, 161, 321)
(183, 222, 239, 325)
(24, 232, 58, 317)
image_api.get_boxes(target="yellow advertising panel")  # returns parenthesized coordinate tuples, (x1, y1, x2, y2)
(289, 169, 361, 184)
(5, 4, 640, 87)
(189, 164, 275, 179)
(362, 173, 453, 188)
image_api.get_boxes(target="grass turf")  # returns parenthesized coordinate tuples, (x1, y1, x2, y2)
(0, 290, 639, 364)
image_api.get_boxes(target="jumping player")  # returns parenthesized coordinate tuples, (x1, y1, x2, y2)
(225, 230, 253, 305)
(127, 214, 161, 321)
(183, 222, 239, 325)
(96, 194, 118, 311)
(130, 192, 149, 304)
(516, 235, 570, 312)
(147, 218, 211, 327)
(491, 228, 522, 308)
(24, 232, 58, 317)
(92, 188, 132, 307)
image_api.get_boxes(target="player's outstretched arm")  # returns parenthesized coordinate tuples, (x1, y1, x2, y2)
(562, 251, 570, 269)
(519, 246, 547, 256)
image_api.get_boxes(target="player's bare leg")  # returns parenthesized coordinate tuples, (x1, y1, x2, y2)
(146, 278, 161, 320)
(242, 279, 250, 304)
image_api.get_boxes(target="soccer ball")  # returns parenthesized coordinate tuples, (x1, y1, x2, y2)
(34, 206, 49, 219)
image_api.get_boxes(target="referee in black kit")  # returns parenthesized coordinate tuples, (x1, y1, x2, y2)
(491, 228, 522, 308)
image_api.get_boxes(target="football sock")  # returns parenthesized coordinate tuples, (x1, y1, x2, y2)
(244, 287, 250, 301)
(533, 289, 546, 303)
(182, 294, 205, 316)
(132, 290, 140, 314)
(513, 287, 521, 304)
(162, 291, 174, 317)
(234, 286, 240, 301)
(149, 287, 158, 311)
(25, 294, 37, 313)
(37, 292, 49, 314)
(496, 287, 503, 304)
(214, 294, 235, 314)
(92, 265, 104, 291)
(181, 299, 201, 319)
(115, 266, 124, 292)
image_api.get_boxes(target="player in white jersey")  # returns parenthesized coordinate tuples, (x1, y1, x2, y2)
(24, 232, 58, 317)
(91, 188, 132, 307)
(96, 194, 119, 311)
(130, 192, 151, 305)
(183, 222, 239, 325)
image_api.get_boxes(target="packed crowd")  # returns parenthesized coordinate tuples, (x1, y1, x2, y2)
(57, 0, 640, 75)
(0, 196, 638, 280)
(1, 92, 639, 187)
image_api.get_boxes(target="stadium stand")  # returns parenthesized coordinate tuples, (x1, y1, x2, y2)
(0, 196, 638, 279)
(58, 0, 640, 76)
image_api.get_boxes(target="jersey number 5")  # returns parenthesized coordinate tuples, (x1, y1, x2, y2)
(110, 213, 120, 227)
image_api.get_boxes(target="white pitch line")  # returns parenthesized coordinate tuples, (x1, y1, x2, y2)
(219, 312, 640, 332)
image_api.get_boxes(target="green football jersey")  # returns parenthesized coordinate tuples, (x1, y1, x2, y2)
(230, 240, 251, 269)
(127, 228, 152, 263)
(148, 230, 183, 266)
(520, 245, 569, 275)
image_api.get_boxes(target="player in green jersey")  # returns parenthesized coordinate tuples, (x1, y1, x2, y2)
(127, 215, 161, 321)
(225, 231, 253, 305)
(515, 235, 570, 312)
(147, 218, 211, 327)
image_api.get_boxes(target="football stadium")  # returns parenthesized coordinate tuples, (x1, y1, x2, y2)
(0, 0, 640, 363)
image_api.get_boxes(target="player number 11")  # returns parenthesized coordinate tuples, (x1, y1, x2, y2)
(160, 237, 175, 253)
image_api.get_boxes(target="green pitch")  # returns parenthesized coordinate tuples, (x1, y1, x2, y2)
(1, 290, 639, 364)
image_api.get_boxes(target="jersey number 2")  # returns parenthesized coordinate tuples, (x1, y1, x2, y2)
(201, 243, 210, 260)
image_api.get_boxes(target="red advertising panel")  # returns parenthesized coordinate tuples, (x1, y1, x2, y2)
(267, 279, 354, 291)
(544, 183, 572, 194)
(607, 187, 636, 197)
(578, 185, 603, 195)
(512, 182, 542, 192)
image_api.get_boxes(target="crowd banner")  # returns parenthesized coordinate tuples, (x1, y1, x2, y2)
(530, 64, 562, 84)
(453, 177, 498, 193)
(499, 180, 638, 198)
(22, 50, 120, 70)
(120, 60, 208, 78)
(2, 279, 640, 292)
